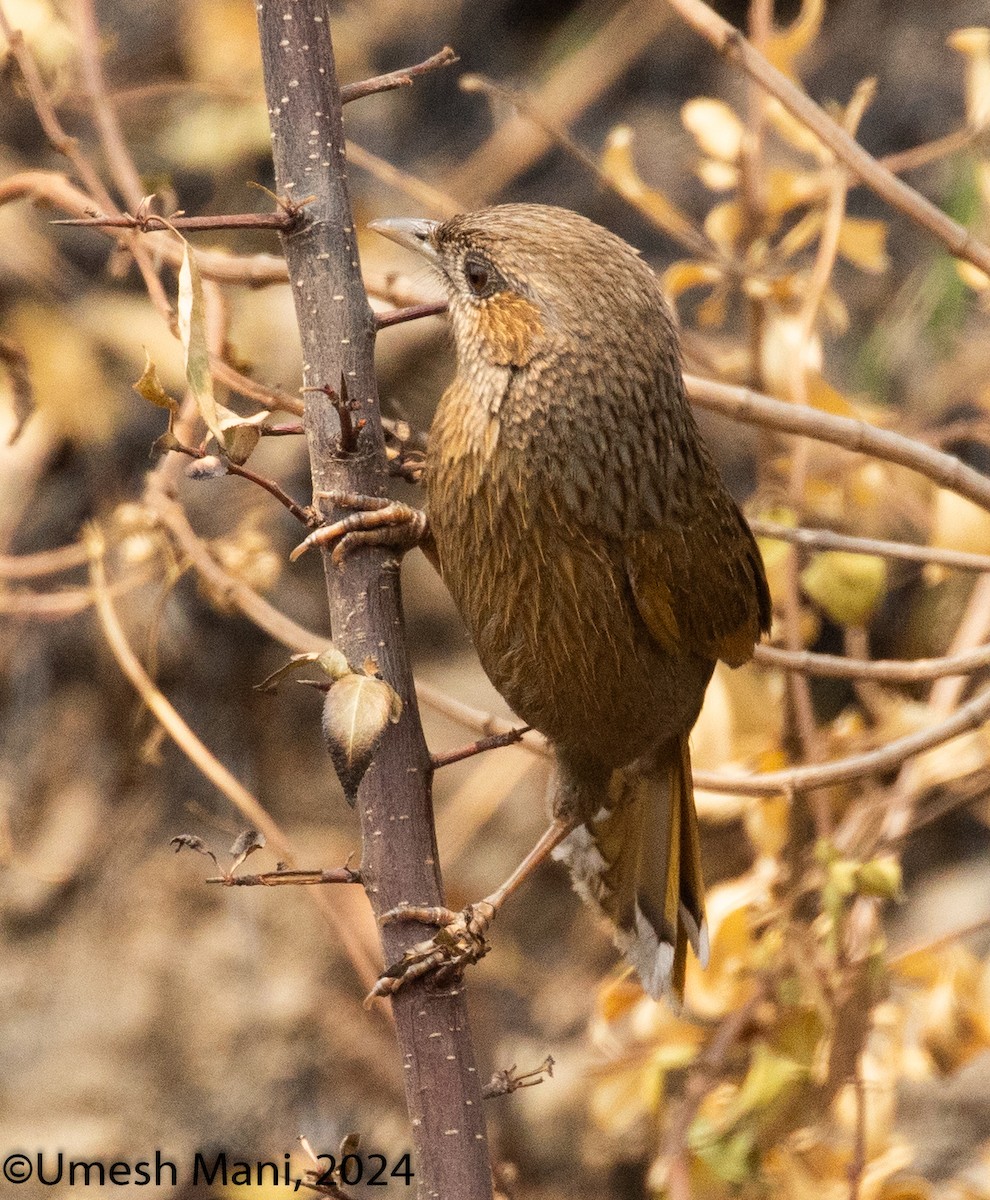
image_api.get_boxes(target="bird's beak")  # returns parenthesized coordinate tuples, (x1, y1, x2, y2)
(368, 217, 441, 265)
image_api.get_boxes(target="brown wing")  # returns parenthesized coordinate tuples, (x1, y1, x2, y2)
(626, 497, 771, 667)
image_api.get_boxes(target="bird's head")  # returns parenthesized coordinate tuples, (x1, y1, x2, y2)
(370, 204, 671, 373)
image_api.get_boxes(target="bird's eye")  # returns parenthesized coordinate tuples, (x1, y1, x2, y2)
(464, 254, 495, 297)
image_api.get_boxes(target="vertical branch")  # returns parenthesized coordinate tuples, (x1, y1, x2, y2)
(254, 5, 493, 1199)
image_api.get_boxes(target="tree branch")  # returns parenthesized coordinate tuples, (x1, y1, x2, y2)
(665, 0, 990, 277)
(254, 5, 492, 1198)
(340, 47, 458, 105)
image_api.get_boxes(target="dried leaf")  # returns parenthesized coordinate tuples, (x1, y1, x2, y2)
(800, 551, 887, 626)
(931, 488, 990, 553)
(322, 672, 402, 801)
(765, 166, 825, 215)
(229, 828, 265, 873)
(133, 352, 178, 411)
(177, 240, 223, 444)
(254, 648, 349, 693)
(766, 0, 825, 76)
(837, 217, 890, 274)
(170, 833, 220, 870)
(948, 27, 990, 130)
(663, 260, 725, 300)
(601, 126, 699, 243)
(696, 159, 739, 191)
(681, 98, 745, 163)
(703, 202, 744, 254)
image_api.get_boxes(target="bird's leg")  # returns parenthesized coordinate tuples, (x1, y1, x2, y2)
(368, 816, 578, 999)
(290, 490, 428, 565)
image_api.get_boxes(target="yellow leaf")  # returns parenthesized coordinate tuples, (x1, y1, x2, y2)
(7, 302, 119, 444)
(744, 795, 790, 859)
(948, 28, 990, 130)
(132, 352, 177, 411)
(774, 208, 824, 261)
(765, 166, 825, 215)
(838, 217, 890, 273)
(768, 98, 830, 159)
(956, 258, 990, 291)
(807, 373, 857, 416)
(766, 0, 826, 76)
(697, 159, 739, 191)
(800, 551, 887, 626)
(662, 260, 724, 300)
(875, 1178, 933, 1200)
(697, 284, 730, 328)
(931, 488, 990, 553)
(703, 201, 744, 253)
(681, 98, 745, 163)
(601, 126, 699, 243)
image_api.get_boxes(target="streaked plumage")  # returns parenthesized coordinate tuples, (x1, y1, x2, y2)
(389, 204, 770, 999)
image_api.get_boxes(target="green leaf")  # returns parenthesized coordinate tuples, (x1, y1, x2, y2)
(800, 550, 887, 626)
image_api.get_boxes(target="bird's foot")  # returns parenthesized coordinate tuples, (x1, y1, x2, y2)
(290, 491, 427, 565)
(367, 900, 496, 1000)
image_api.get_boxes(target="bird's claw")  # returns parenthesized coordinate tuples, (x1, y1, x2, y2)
(367, 901, 497, 1002)
(290, 491, 427, 565)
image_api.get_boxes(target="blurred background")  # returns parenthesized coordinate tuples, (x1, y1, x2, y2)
(3, 0, 990, 1197)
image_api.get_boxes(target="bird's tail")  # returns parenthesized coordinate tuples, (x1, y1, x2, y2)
(553, 735, 709, 1001)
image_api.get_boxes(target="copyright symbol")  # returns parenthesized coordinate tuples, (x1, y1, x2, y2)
(3, 1154, 32, 1183)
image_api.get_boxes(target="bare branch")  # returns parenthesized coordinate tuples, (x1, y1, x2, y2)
(255, 4, 492, 1195)
(665, 0, 990, 276)
(686, 374, 990, 515)
(749, 520, 990, 574)
(340, 46, 458, 104)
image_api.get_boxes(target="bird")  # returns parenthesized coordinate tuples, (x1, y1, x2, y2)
(307, 203, 771, 1001)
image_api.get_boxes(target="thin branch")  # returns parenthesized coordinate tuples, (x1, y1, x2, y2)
(0, 541, 89, 579)
(71, 0, 145, 209)
(665, 0, 990, 277)
(482, 1056, 554, 1099)
(431, 726, 531, 770)
(749, 520, 990, 574)
(0, 15, 174, 323)
(144, 478, 324, 654)
(347, 141, 464, 217)
(418, 678, 990, 798)
(449, 1, 674, 204)
(170, 442, 314, 525)
(685, 374, 990, 515)
(889, 912, 990, 964)
(85, 522, 382, 995)
(209, 866, 362, 886)
(459, 73, 715, 258)
(755, 640, 990, 683)
(211, 357, 305, 416)
(86, 524, 293, 854)
(880, 126, 985, 176)
(376, 302, 448, 329)
(54, 211, 299, 231)
(340, 46, 458, 104)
